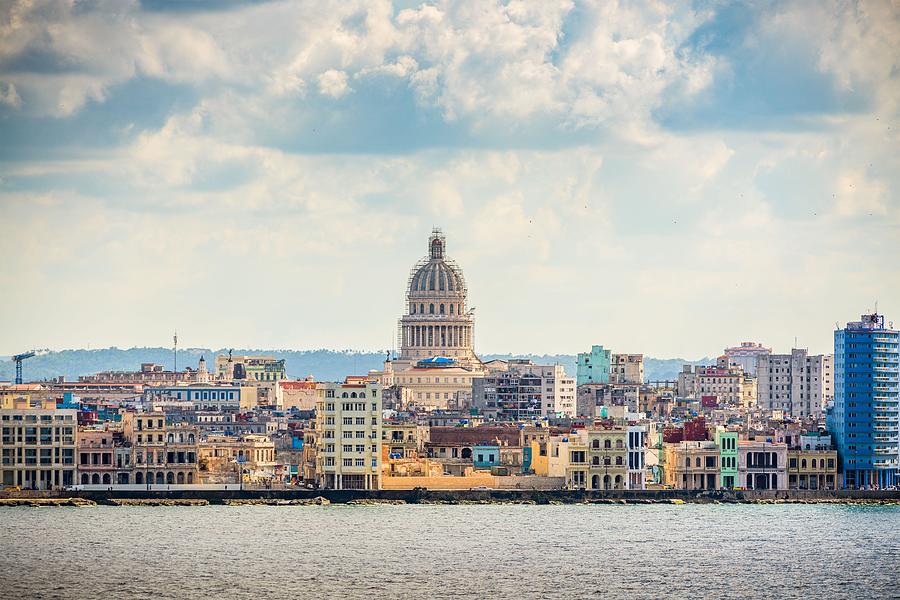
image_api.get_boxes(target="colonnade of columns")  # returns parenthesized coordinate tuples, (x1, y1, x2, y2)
(401, 324, 472, 350)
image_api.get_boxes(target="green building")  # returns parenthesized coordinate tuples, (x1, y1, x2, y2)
(576, 345, 611, 386)
(716, 428, 738, 488)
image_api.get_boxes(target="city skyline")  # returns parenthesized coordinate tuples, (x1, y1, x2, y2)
(2, 1, 899, 357)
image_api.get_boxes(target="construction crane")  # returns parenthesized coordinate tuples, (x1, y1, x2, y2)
(12, 351, 36, 385)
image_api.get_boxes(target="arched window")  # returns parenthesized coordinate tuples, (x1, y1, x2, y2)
(177, 472, 185, 484)
(167, 433, 174, 443)
(411, 304, 416, 314)
(604, 457, 611, 466)
(592, 456, 600, 465)
(685, 457, 691, 467)
(420, 304, 425, 314)
(359, 392, 366, 398)
(166, 472, 175, 484)
(188, 434, 195, 444)
(429, 304, 435, 314)
(350, 392, 357, 398)
(801, 459, 807, 469)
(695, 457, 701, 467)
(592, 439, 600, 449)
(342, 392, 349, 398)
(135, 472, 143, 485)
(91, 474, 100, 485)
(604, 440, 611, 449)
(179, 433, 184, 443)
(615, 456, 623, 466)
(450, 304, 454, 315)
(81, 473, 89, 485)
(440, 304, 445, 314)
(811, 459, 817, 469)
(616, 440, 623, 449)
(187, 472, 194, 484)
(102, 473, 111, 485)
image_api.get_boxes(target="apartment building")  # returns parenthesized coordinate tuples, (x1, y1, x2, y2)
(122, 411, 200, 486)
(828, 312, 900, 489)
(473, 360, 576, 419)
(758, 349, 833, 418)
(0, 400, 76, 490)
(314, 379, 382, 490)
(610, 354, 644, 384)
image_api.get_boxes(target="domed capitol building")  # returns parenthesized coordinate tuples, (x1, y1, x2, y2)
(381, 229, 485, 410)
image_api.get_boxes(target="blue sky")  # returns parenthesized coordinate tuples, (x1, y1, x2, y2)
(1, 0, 898, 358)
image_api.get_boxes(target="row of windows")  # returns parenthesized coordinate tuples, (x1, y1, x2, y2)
(410, 303, 462, 315)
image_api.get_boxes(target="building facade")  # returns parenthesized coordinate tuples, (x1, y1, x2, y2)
(724, 342, 772, 377)
(314, 379, 382, 490)
(663, 441, 720, 490)
(715, 429, 739, 488)
(122, 412, 200, 486)
(473, 360, 576, 419)
(1, 401, 76, 490)
(828, 312, 899, 489)
(215, 354, 287, 382)
(738, 441, 787, 490)
(610, 354, 644, 384)
(382, 230, 485, 410)
(576, 345, 611, 386)
(758, 349, 833, 418)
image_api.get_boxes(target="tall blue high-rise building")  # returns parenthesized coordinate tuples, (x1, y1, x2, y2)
(828, 312, 900, 488)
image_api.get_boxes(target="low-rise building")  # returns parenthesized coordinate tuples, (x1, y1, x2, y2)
(788, 449, 838, 490)
(663, 441, 720, 490)
(738, 440, 788, 490)
(215, 354, 287, 382)
(76, 428, 119, 486)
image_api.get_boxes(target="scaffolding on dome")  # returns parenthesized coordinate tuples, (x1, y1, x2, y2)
(396, 228, 473, 354)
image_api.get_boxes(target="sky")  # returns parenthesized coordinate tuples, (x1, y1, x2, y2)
(1, 0, 899, 359)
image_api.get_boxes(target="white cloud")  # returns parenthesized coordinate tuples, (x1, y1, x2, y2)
(318, 69, 351, 98)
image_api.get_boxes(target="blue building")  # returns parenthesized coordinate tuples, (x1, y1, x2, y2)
(828, 312, 899, 489)
(576, 345, 611, 386)
(472, 445, 500, 469)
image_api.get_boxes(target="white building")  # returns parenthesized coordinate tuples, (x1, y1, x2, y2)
(314, 378, 382, 490)
(378, 229, 486, 410)
(627, 424, 647, 490)
(724, 342, 772, 377)
(758, 349, 833, 418)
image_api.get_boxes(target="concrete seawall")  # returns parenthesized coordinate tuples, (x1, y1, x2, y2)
(4, 488, 900, 505)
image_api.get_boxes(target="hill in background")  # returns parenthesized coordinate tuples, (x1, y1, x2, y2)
(0, 348, 711, 384)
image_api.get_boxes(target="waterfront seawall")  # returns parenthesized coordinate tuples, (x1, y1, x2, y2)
(3, 488, 900, 505)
